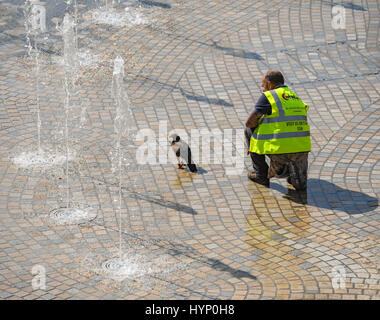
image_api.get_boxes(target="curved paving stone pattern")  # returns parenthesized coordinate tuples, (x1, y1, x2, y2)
(0, 0, 379, 299)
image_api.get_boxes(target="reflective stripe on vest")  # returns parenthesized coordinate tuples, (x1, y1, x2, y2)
(261, 115, 307, 124)
(273, 89, 285, 117)
(260, 90, 307, 123)
(251, 131, 310, 140)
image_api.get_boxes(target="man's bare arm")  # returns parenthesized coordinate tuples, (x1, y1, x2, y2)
(245, 109, 263, 128)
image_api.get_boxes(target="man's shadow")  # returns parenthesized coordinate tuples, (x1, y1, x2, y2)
(270, 178, 378, 215)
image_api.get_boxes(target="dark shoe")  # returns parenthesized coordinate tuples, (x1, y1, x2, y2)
(288, 163, 307, 191)
(247, 171, 269, 187)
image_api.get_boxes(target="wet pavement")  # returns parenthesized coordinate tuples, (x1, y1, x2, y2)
(0, 0, 379, 299)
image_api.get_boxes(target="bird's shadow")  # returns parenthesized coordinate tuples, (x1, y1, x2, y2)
(129, 76, 233, 108)
(270, 178, 378, 215)
(177, 165, 208, 175)
(211, 41, 264, 61)
(179, 88, 234, 107)
(127, 190, 198, 215)
(139, 0, 172, 9)
(195, 166, 208, 175)
(207, 258, 257, 280)
(322, 1, 367, 11)
(167, 247, 257, 281)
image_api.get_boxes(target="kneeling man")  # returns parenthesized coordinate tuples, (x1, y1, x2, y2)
(245, 70, 311, 190)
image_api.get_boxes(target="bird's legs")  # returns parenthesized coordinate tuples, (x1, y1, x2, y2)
(177, 157, 186, 169)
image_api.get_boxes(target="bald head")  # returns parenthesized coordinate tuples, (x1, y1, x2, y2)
(261, 70, 284, 92)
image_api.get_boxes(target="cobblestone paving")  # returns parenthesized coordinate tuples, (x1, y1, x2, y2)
(0, 0, 379, 299)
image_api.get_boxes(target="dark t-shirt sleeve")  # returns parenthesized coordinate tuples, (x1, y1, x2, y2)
(254, 93, 272, 115)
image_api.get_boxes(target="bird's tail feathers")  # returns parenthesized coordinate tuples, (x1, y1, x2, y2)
(188, 163, 197, 173)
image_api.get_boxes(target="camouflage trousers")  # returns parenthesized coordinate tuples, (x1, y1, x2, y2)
(268, 152, 309, 190)
(245, 127, 309, 190)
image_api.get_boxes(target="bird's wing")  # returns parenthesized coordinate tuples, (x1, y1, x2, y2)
(186, 146, 193, 164)
(178, 143, 189, 162)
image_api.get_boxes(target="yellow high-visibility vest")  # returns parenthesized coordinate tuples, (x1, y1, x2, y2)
(250, 86, 311, 154)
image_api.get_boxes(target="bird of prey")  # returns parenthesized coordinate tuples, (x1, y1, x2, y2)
(168, 133, 197, 173)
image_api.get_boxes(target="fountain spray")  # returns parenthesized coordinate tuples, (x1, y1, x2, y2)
(47, 13, 96, 225)
(97, 56, 138, 279)
(112, 56, 132, 258)
(23, 0, 45, 153)
(62, 13, 79, 208)
(13, 1, 68, 169)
